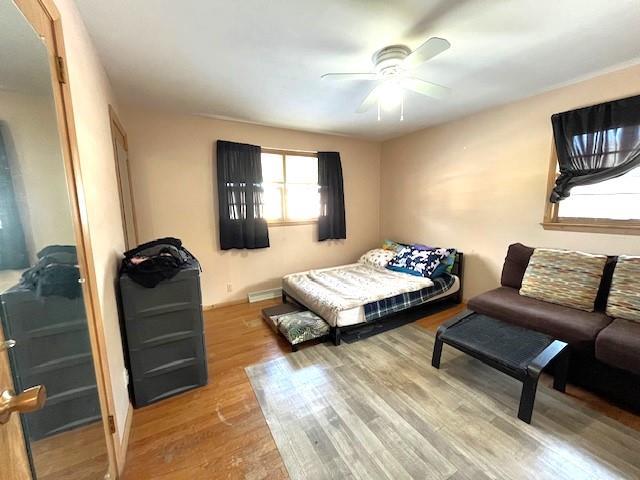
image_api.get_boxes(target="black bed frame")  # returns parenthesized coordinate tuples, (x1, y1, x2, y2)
(281, 252, 464, 346)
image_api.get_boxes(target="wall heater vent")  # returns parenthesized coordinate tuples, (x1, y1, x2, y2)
(247, 287, 282, 303)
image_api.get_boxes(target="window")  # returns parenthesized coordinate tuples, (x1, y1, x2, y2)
(261, 149, 320, 224)
(557, 166, 640, 221)
(543, 95, 640, 234)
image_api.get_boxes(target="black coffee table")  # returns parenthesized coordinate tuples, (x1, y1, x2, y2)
(432, 310, 569, 424)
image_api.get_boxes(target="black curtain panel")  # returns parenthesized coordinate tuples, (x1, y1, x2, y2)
(216, 140, 269, 250)
(0, 129, 29, 269)
(318, 151, 346, 241)
(550, 94, 640, 203)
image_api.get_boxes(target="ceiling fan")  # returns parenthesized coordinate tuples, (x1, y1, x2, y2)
(321, 37, 451, 120)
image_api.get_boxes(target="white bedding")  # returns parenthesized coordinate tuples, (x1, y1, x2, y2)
(283, 263, 458, 327)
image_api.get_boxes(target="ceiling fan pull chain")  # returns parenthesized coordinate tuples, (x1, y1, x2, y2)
(400, 96, 404, 121)
(377, 99, 381, 121)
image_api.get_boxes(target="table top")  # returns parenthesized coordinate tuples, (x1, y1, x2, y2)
(439, 312, 557, 374)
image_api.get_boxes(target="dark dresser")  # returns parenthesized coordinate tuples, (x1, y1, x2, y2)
(118, 260, 207, 407)
(0, 286, 100, 440)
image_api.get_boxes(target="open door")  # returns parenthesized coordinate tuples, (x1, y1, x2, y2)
(0, 0, 117, 478)
(0, 333, 32, 480)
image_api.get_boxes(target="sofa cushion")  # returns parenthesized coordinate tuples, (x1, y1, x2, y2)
(520, 248, 607, 312)
(596, 319, 640, 376)
(468, 287, 612, 351)
(606, 256, 640, 322)
(500, 243, 534, 289)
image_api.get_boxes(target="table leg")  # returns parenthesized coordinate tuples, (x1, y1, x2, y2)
(553, 348, 570, 393)
(432, 337, 444, 369)
(518, 375, 539, 424)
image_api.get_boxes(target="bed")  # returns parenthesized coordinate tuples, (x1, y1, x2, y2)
(282, 251, 463, 345)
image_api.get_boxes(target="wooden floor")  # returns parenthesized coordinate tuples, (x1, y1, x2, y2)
(30, 422, 108, 480)
(121, 300, 640, 479)
(248, 323, 640, 479)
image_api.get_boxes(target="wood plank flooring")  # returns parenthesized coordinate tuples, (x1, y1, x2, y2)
(30, 422, 108, 480)
(121, 300, 640, 479)
(247, 323, 640, 480)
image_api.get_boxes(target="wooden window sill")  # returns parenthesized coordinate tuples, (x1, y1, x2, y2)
(541, 221, 640, 235)
(267, 220, 318, 227)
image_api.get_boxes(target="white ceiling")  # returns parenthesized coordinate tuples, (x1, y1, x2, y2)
(75, 0, 640, 140)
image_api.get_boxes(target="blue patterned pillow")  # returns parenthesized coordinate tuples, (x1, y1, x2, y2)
(386, 247, 453, 278)
(431, 249, 457, 278)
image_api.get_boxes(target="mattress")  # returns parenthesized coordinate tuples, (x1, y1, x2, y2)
(283, 263, 459, 327)
(332, 275, 459, 327)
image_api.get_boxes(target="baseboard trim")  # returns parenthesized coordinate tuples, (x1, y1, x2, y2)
(116, 403, 134, 475)
(203, 298, 247, 311)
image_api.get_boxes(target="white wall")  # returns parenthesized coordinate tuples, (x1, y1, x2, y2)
(121, 106, 382, 306)
(381, 63, 640, 301)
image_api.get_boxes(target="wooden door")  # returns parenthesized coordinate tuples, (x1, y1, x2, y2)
(110, 108, 139, 250)
(0, 329, 31, 480)
(1, 0, 117, 478)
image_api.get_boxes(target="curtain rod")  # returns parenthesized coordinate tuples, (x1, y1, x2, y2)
(261, 147, 318, 154)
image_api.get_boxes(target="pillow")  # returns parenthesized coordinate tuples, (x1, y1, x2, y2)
(381, 239, 406, 253)
(359, 249, 396, 269)
(606, 256, 640, 322)
(501, 243, 535, 289)
(519, 248, 607, 312)
(431, 249, 457, 278)
(386, 246, 452, 278)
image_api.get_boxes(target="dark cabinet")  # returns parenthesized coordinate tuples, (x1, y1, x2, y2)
(118, 261, 207, 407)
(0, 286, 100, 440)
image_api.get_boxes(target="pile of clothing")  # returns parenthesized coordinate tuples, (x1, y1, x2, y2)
(20, 245, 81, 299)
(120, 237, 199, 288)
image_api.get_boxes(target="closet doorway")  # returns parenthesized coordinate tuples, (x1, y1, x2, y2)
(109, 107, 138, 250)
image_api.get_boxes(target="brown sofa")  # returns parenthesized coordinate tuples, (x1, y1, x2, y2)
(468, 243, 640, 411)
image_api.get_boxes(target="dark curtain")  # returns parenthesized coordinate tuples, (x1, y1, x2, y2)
(550, 94, 640, 202)
(318, 151, 346, 241)
(0, 129, 29, 269)
(216, 140, 269, 250)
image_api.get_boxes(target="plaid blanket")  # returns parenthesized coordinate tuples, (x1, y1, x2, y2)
(364, 273, 456, 322)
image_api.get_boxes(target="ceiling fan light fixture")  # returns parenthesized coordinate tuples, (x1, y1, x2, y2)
(322, 37, 451, 119)
(378, 80, 403, 111)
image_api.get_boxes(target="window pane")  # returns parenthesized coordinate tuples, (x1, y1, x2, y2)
(286, 184, 320, 220)
(285, 155, 318, 184)
(263, 184, 283, 221)
(558, 166, 640, 220)
(261, 153, 284, 183)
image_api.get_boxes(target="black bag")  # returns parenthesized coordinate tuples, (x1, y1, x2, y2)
(120, 237, 199, 288)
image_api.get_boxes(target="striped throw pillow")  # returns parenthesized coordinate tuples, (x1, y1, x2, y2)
(519, 248, 607, 312)
(606, 256, 640, 322)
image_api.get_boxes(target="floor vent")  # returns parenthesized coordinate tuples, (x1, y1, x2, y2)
(248, 287, 282, 303)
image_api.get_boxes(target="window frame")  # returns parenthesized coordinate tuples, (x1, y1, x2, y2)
(260, 147, 320, 226)
(541, 145, 640, 235)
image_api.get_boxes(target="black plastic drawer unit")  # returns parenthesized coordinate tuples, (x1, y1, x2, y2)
(0, 287, 100, 440)
(119, 261, 207, 407)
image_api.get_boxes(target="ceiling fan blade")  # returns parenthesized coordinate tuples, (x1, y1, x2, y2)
(403, 37, 450, 68)
(356, 86, 381, 113)
(321, 72, 378, 81)
(401, 77, 450, 100)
